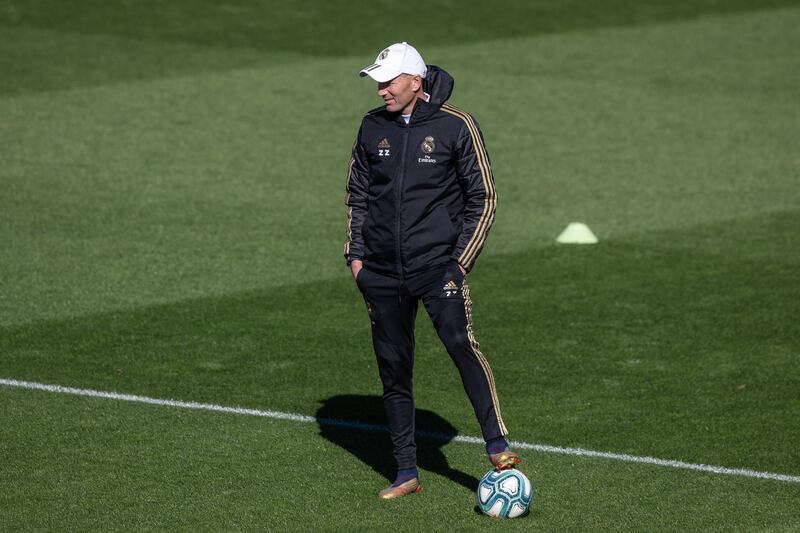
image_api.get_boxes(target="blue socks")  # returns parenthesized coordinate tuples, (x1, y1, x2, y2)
(486, 436, 509, 455)
(392, 468, 418, 487)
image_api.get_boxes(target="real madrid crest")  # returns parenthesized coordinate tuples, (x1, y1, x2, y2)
(379, 49, 390, 60)
(421, 136, 435, 154)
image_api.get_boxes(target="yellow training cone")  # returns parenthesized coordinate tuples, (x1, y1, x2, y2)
(556, 222, 598, 244)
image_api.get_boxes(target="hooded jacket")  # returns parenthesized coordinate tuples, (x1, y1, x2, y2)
(344, 66, 497, 278)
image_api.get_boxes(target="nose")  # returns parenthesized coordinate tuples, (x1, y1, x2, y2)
(377, 86, 388, 97)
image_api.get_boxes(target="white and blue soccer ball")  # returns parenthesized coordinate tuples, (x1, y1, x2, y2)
(476, 468, 532, 518)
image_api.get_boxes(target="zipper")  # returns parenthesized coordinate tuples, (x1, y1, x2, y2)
(395, 119, 411, 282)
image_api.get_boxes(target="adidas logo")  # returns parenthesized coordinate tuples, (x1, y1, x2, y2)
(443, 280, 460, 296)
(378, 138, 391, 149)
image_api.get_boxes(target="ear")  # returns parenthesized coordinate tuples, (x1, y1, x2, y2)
(411, 75, 422, 92)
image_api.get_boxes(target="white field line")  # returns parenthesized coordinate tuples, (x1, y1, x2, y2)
(2, 377, 799, 484)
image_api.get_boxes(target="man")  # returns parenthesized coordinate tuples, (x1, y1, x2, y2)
(344, 42, 520, 499)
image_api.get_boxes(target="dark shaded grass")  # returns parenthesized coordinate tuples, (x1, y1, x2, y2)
(1, 0, 796, 95)
(3, 0, 795, 54)
(477, 210, 800, 473)
(2, 210, 798, 476)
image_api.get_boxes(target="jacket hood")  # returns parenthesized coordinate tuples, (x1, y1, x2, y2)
(423, 65, 454, 105)
(406, 65, 453, 122)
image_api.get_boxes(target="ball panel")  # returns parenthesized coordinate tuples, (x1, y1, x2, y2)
(499, 475, 520, 496)
(521, 474, 532, 499)
(508, 502, 527, 518)
(476, 468, 533, 519)
(487, 498, 505, 518)
(478, 485, 493, 505)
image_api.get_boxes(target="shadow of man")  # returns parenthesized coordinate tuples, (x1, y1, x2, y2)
(316, 394, 479, 492)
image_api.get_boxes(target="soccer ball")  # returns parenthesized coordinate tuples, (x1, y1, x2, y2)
(476, 468, 532, 518)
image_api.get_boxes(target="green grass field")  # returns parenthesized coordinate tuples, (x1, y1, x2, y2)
(2, 1, 799, 530)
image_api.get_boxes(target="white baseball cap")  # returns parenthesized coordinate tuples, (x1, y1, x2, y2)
(359, 42, 427, 82)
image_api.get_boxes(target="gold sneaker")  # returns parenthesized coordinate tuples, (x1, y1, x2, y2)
(378, 478, 422, 499)
(489, 449, 521, 471)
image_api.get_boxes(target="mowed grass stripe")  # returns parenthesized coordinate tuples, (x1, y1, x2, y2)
(1, 8, 796, 330)
(3, 7, 798, 329)
(2, 0, 795, 59)
(3, 377, 798, 485)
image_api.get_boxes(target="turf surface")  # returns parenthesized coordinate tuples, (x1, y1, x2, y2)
(1, 1, 799, 530)
(3, 387, 799, 531)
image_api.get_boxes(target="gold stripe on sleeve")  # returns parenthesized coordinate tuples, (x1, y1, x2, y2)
(343, 149, 357, 256)
(440, 104, 497, 268)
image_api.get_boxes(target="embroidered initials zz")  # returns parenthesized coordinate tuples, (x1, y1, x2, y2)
(378, 149, 390, 157)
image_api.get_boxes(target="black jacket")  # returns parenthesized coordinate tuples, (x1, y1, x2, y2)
(344, 66, 497, 278)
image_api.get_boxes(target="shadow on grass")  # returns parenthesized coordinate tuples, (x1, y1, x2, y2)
(1, 211, 798, 471)
(316, 394, 479, 492)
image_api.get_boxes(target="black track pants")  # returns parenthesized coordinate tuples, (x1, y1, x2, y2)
(356, 262, 508, 470)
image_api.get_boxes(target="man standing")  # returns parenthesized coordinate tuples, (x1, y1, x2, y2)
(344, 42, 520, 499)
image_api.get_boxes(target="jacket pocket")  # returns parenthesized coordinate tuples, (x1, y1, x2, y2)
(355, 265, 368, 287)
(432, 205, 458, 243)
